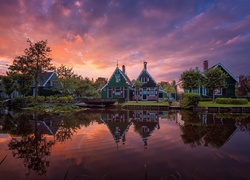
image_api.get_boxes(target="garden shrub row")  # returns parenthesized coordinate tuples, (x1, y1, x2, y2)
(10, 95, 75, 107)
(215, 98, 248, 105)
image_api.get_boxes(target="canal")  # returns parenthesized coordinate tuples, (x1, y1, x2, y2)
(0, 109, 250, 179)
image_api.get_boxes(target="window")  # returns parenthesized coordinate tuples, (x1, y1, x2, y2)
(214, 88, 222, 95)
(115, 74, 120, 83)
(149, 88, 155, 96)
(115, 87, 121, 95)
(192, 89, 199, 94)
(108, 87, 112, 98)
(141, 77, 147, 83)
(202, 86, 207, 96)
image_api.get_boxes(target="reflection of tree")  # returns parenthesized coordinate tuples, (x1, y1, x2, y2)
(180, 125, 206, 148)
(8, 114, 54, 177)
(180, 112, 237, 148)
(55, 113, 81, 142)
(235, 118, 250, 132)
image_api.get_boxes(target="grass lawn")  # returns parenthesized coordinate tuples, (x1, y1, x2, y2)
(198, 101, 250, 107)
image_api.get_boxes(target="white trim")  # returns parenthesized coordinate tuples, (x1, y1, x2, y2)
(42, 71, 56, 87)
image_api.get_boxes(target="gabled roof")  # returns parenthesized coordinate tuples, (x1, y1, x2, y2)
(101, 67, 132, 91)
(207, 63, 238, 82)
(31, 71, 56, 87)
(136, 69, 158, 87)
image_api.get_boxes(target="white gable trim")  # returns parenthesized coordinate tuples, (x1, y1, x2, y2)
(100, 67, 131, 91)
(42, 71, 56, 87)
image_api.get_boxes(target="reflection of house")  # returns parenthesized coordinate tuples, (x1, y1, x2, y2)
(100, 111, 132, 148)
(132, 110, 160, 149)
(134, 62, 167, 101)
(176, 60, 238, 99)
(101, 65, 133, 101)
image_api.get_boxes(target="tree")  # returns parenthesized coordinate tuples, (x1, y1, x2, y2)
(179, 69, 203, 92)
(16, 74, 33, 96)
(8, 39, 55, 102)
(134, 80, 142, 103)
(158, 81, 176, 100)
(2, 73, 18, 98)
(236, 74, 250, 96)
(56, 65, 75, 95)
(204, 68, 227, 103)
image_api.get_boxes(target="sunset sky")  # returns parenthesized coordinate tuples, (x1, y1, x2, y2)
(0, 0, 249, 82)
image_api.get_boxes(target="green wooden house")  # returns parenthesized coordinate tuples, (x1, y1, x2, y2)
(101, 65, 133, 101)
(176, 60, 238, 99)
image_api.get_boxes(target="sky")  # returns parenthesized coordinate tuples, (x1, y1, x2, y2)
(0, 0, 250, 82)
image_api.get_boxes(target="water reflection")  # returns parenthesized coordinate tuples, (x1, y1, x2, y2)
(0, 109, 250, 179)
(178, 111, 250, 148)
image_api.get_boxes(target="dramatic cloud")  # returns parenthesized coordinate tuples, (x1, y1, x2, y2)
(0, 0, 249, 82)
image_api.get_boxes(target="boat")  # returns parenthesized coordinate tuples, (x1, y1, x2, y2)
(79, 98, 117, 107)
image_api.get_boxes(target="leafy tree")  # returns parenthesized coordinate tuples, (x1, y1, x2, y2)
(134, 80, 142, 103)
(236, 74, 250, 96)
(56, 64, 75, 95)
(179, 69, 203, 92)
(204, 68, 227, 102)
(159, 81, 176, 100)
(16, 74, 33, 96)
(94, 77, 107, 90)
(2, 73, 18, 98)
(8, 39, 55, 102)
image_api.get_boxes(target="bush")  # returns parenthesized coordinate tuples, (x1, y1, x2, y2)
(180, 93, 201, 109)
(58, 97, 68, 103)
(67, 96, 74, 103)
(216, 98, 248, 105)
(37, 96, 45, 102)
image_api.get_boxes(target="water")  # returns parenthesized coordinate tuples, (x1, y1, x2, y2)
(0, 109, 250, 180)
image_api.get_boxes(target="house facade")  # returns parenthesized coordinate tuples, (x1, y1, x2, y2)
(176, 60, 238, 99)
(134, 62, 166, 101)
(101, 65, 133, 101)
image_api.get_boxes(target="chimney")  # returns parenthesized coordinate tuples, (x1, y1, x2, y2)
(144, 61, 147, 70)
(203, 60, 208, 71)
(122, 65, 125, 74)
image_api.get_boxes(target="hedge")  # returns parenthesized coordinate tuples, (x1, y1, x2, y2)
(215, 98, 248, 105)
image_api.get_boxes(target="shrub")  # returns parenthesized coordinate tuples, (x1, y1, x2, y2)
(58, 97, 68, 103)
(216, 98, 248, 105)
(181, 93, 201, 109)
(37, 96, 45, 102)
(67, 96, 74, 103)
(24, 96, 34, 104)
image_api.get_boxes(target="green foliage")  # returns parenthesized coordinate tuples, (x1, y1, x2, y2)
(8, 39, 55, 102)
(37, 96, 45, 102)
(58, 97, 68, 103)
(216, 98, 248, 105)
(179, 69, 203, 92)
(181, 93, 201, 109)
(204, 68, 227, 102)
